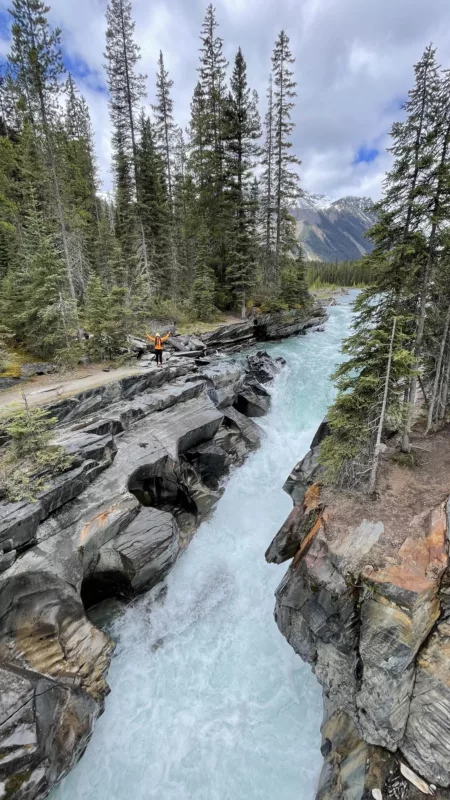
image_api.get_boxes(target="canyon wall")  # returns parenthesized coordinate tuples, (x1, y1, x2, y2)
(268, 425, 450, 799)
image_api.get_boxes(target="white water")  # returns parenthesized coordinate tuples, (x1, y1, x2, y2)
(52, 294, 355, 800)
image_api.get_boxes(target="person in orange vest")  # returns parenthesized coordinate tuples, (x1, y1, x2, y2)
(146, 330, 171, 367)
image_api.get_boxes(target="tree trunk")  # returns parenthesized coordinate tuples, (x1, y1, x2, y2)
(369, 317, 396, 495)
(241, 292, 246, 320)
(438, 347, 450, 422)
(426, 303, 450, 433)
(140, 219, 152, 295)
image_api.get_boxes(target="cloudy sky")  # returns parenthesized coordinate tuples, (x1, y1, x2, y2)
(1, 0, 450, 200)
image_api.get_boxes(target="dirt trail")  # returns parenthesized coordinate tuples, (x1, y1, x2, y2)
(0, 362, 152, 412)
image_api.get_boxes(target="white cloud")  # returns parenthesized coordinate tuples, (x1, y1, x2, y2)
(1, 0, 450, 199)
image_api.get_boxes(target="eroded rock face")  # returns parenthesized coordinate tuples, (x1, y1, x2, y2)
(271, 420, 450, 798)
(201, 307, 327, 351)
(0, 350, 283, 798)
(0, 572, 113, 798)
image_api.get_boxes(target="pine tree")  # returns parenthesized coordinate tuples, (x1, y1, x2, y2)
(188, 80, 207, 189)
(135, 112, 170, 294)
(194, 4, 229, 285)
(60, 74, 99, 284)
(260, 75, 276, 281)
(271, 31, 301, 279)
(402, 65, 450, 449)
(153, 51, 176, 206)
(319, 296, 415, 489)
(113, 127, 136, 287)
(8, 0, 80, 315)
(172, 127, 196, 296)
(4, 191, 77, 358)
(280, 246, 308, 307)
(104, 0, 147, 289)
(224, 48, 261, 317)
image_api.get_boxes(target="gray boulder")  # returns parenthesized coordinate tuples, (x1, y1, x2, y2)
(87, 507, 179, 597)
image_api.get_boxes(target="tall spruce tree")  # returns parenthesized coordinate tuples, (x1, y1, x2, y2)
(136, 112, 170, 293)
(271, 31, 301, 280)
(104, 0, 147, 289)
(3, 191, 77, 358)
(224, 48, 261, 317)
(153, 51, 176, 207)
(260, 75, 276, 281)
(194, 4, 229, 285)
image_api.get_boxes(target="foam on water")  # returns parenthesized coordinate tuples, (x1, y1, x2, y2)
(52, 293, 356, 800)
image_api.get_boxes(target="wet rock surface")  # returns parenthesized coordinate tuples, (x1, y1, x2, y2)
(0, 349, 283, 799)
(269, 419, 450, 799)
(200, 306, 327, 351)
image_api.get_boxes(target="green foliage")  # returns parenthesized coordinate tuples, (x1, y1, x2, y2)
(192, 226, 218, 321)
(0, 324, 13, 372)
(0, 401, 72, 502)
(306, 259, 375, 288)
(321, 45, 450, 488)
(280, 249, 309, 307)
(319, 293, 416, 488)
(83, 275, 142, 360)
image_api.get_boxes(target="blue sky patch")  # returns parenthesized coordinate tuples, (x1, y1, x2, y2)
(353, 146, 379, 165)
(62, 52, 107, 94)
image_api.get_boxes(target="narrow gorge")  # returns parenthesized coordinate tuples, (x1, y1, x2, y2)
(0, 302, 340, 800)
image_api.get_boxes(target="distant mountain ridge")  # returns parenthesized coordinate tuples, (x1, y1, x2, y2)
(291, 192, 377, 262)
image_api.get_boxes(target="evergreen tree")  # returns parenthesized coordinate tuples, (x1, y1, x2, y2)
(401, 65, 450, 449)
(60, 74, 99, 284)
(280, 246, 308, 307)
(172, 127, 196, 296)
(320, 299, 415, 489)
(104, 0, 147, 289)
(136, 112, 170, 294)
(8, 0, 80, 311)
(271, 31, 301, 279)
(153, 51, 176, 206)
(260, 75, 276, 281)
(3, 192, 77, 358)
(194, 4, 229, 284)
(224, 48, 261, 317)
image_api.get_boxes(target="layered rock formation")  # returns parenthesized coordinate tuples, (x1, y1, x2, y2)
(268, 424, 450, 799)
(201, 307, 327, 352)
(0, 348, 289, 799)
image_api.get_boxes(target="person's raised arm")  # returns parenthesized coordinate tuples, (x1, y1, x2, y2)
(146, 333, 155, 342)
(161, 331, 171, 342)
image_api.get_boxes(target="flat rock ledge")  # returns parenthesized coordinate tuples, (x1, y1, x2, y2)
(0, 350, 284, 800)
(267, 421, 450, 800)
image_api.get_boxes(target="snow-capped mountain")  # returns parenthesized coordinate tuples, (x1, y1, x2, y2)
(291, 192, 377, 262)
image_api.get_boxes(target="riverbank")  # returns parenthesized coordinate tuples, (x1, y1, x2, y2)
(270, 415, 450, 798)
(0, 304, 328, 413)
(49, 294, 356, 800)
(0, 298, 331, 800)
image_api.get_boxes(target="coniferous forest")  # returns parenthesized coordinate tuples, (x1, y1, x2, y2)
(0, 0, 308, 366)
(1, 2, 450, 499)
(321, 45, 450, 491)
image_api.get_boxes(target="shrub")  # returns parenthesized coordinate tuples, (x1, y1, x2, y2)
(0, 401, 72, 502)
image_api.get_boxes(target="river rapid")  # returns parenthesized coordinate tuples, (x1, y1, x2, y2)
(52, 292, 356, 800)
